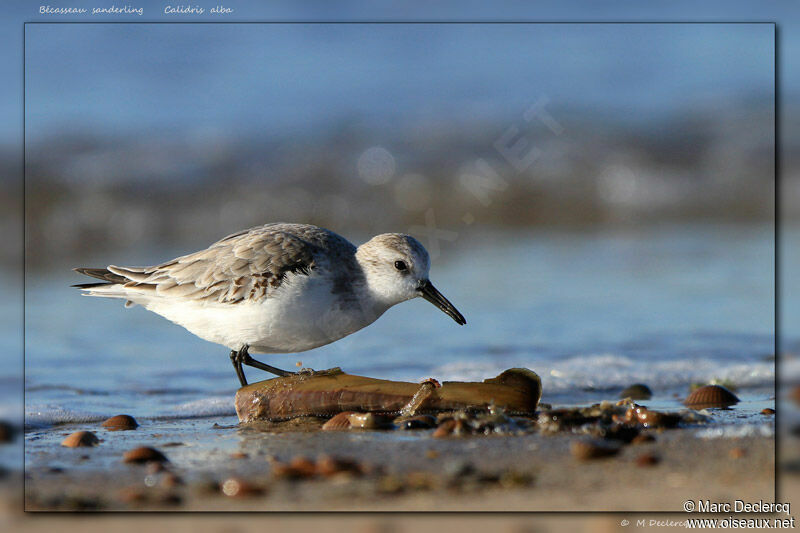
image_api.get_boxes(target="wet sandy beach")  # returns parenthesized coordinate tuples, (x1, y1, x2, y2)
(21, 388, 777, 512)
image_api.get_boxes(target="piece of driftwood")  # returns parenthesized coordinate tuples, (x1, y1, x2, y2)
(235, 367, 542, 423)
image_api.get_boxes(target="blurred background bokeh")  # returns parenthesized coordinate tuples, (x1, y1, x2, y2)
(19, 22, 777, 268)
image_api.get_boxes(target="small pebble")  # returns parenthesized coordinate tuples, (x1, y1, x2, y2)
(61, 431, 99, 448)
(761, 408, 775, 415)
(347, 412, 394, 430)
(101, 414, 139, 431)
(635, 453, 660, 467)
(272, 456, 317, 479)
(619, 384, 653, 400)
(123, 447, 168, 464)
(315, 455, 363, 477)
(624, 406, 681, 428)
(729, 447, 746, 459)
(289, 456, 318, 476)
(230, 452, 248, 459)
(117, 487, 147, 504)
(398, 415, 437, 430)
(570, 439, 620, 461)
(433, 419, 458, 438)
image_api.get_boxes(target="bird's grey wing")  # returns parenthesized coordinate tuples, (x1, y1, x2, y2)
(107, 229, 319, 304)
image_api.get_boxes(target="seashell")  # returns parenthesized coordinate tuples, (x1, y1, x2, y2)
(61, 431, 99, 448)
(570, 439, 620, 461)
(619, 384, 652, 400)
(684, 385, 739, 409)
(221, 477, 264, 497)
(315, 455, 363, 477)
(635, 453, 660, 467)
(761, 408, 775, 415)
(123, 446, 168, 464)
(321, 411, 356, 431)
(101, 414, 139, 431)
(396, 414, 438, 430)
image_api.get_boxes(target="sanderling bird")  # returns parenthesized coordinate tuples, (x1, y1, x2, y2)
(73, 223, 466, 386)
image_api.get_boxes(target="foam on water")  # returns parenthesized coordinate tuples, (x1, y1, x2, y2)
(25, 406, 107, 429)
(695, 423, 775, 439)
(24, 396, 237, 428)
(168, 396, 237, 418)
(431, 353, 775, 393)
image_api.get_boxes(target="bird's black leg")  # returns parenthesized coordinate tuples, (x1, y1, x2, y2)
(233, 344, 295, 380)
(230, 348, 248, 387)
(242, 350, 295, 378)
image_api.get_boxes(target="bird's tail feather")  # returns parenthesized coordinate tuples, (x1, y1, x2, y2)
(72, 267, 135, 305)
(72, 267, 127, 286)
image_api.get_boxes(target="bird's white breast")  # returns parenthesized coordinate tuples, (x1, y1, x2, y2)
(143, 272, 385, 354)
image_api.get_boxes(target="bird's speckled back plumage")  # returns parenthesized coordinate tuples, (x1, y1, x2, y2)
(103, 223, 360, 304)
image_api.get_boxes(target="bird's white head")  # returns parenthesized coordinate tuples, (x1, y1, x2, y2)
(356, 233, 466, 325)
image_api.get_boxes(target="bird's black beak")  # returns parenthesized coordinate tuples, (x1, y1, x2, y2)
(417, 279, 466, 325)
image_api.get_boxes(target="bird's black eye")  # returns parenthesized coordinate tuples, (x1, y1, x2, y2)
(394, 260, 407, 271)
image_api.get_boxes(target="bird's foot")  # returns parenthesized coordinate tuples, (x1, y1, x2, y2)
(230, 347, 248, 387)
